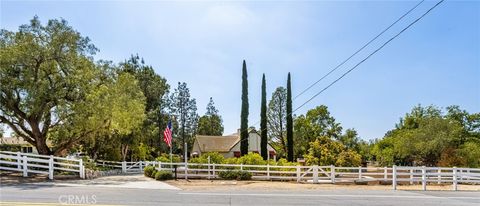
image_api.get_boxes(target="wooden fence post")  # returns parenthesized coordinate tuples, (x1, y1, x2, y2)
(22, 156, 28, 177)
(296, 165, 301, 182)
(437, 168, 441, 184)
(267, 164, 270, 180)
(122, 161, 126, 173)
(358, 166, 362, 181)
(212, 163, 216, 179)
(410, 169, 413, 184)
(453, 167, 458, 191)
(330, 165, 335, 184)
(207, 156, 211, 180)
(79, 158, 85, 179)
(48, 155, 54, 180)
(422, 166, 427, 191)
(392, 165, 397, 190)
(184, 162, 188, 180)
(139, 161, 143, 171)
(384, 167, 387, 180)
(158, 161, 162, 171)
(313, 165, 319, 184)
(17, 152, 22, 170)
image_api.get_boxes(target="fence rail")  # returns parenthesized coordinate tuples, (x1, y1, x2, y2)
(125, 161, 479, 191)
(1, 151, 479, 191)
(0, 151, 85, 179)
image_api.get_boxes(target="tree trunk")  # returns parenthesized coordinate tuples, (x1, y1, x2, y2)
(35, 140, 52, 155)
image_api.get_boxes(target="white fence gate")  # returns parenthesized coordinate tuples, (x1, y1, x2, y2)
(0, 151, 85, 179)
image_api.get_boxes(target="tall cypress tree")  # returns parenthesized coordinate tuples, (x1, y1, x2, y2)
(260, 74, 268, 160)
(240, 60, 249, 156)
(286, 72, 294, 162)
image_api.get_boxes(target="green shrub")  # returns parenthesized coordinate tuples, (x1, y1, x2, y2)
(154, 170, 173, 180)
(190, 152, 225, 164)
(236, 170, 252, 180)
(156, 153, 182, 163)
(150, 170, 158, 178)
(144, 166, 155, 177)
(218, 170, 252, 180)
(223, 157, 239, 165)
(237, 152, 266, 165)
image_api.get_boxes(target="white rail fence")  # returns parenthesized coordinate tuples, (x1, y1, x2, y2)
(1, 151, 479, 191)
(0, 151, 85, 179)
(137, 161, 478, 191)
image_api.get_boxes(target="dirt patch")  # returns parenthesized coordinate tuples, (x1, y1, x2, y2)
(165, 179, 480, 191)
(0, 171, 80, 185)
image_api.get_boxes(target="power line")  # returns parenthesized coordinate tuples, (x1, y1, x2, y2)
(236, 0, 444, 145)
(293, 0, 445, 113)
(293, 0, 425, 101)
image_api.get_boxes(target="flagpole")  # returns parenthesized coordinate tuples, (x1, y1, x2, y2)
(169, 144, 172, 168)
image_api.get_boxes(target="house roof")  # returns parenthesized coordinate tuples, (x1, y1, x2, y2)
(0, 137, 52, 146)
(195, 135, 240, 152)
(0, 137, 31, 145)
(194, 128, 277, 153)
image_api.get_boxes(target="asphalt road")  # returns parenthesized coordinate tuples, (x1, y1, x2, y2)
(1, 183, 480, 206)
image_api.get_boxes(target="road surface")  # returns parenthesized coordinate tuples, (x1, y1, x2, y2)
(2, 183, 480, 205)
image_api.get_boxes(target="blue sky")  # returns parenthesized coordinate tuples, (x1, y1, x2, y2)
(1, 0, 479, 140)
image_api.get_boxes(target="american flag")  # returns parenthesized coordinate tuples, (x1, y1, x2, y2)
(163, 120, 173, 148)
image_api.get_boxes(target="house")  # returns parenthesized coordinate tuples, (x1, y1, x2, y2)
(0, 136, 36, 153)
(191, 128, 277, 158)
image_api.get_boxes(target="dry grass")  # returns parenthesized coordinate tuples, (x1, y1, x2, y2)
(165, 179, 480, 191)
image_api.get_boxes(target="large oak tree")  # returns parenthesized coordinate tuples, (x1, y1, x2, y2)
(0, 17, 145, 155)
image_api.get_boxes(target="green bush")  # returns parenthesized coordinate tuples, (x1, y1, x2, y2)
(190, 152, 225, 164)
(218, 170, 252, 180)
(223, 157, 239, 165)
(154, 170, 173, 180)
(151, 170, 158, 178)
(156, 153, 182, 163)
(237, 152, 266, 165)
(144, 166, 155, 177)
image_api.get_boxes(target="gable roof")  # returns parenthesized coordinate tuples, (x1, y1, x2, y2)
(195, 135, 240, 152)
(0, 137, 31, 145)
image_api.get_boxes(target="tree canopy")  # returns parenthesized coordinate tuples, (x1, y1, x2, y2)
(371, 105, 480, 167)
(0, 17, 145, 155)
(197, 97, 224, 136)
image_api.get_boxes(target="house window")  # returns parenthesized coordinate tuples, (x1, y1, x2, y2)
(233, 151, 241, 157)
(22, 147, 33, 153)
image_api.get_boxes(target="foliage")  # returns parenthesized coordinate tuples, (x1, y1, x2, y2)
(197, 97, 224, 136)
(260, 74, 268, 160)
(304, 136, 361, 166)
(286, 72, 294, 162)
(293, 105, 343, 158)
(169, 82, 198, 156)
(144, 165, 156, 178)
(218, 170, 252, 180)
(118, 54, 170, 159)
(240, 60, 249, 156)
(0, 17, 145, 155)
(267, 87, 287, 157)
(223, 157, 239, 165)
(457, 141, 480, 168)
(237, 152, 266, 165)
(156, 153, 182, 163)
(0, 144, 21, 152)
(371, 105, 480, 167)
(189, 152, 225, 164)
(154, 170, 173, 180)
